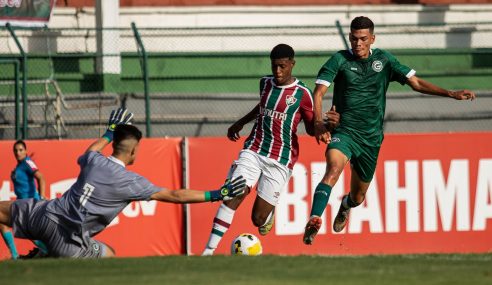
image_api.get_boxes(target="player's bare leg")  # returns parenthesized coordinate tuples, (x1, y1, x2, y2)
(0, 201, 18, 259)
(251, 196, 275, 236)
(0, 201, 13, 226)
(202, 187, 251, 256)
(333, 169, 369, 232)
(304, 149, 348, 245)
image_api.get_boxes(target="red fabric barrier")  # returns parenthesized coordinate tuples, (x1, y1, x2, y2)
(0, 138, 183, 259)
(188, 133, 492, 255)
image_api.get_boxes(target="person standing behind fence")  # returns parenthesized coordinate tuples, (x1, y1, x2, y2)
(1, 140, 48, 259)
(303, 16, 476, 245)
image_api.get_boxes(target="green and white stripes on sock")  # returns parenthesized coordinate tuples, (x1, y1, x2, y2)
(203, 203, 235, 254)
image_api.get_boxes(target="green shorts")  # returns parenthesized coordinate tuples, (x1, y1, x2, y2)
(328, 132, 380, 183)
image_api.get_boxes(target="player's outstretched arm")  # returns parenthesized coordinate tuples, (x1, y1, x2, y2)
(150, 176, 247, 203)
(86, 108, 134, 153)
(227, 104, 260, 141)
(0, 201, 14, 226)
(407, 76, 476, 100)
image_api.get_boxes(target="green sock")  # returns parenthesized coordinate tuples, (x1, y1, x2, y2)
(2, 231, 18, 259)
(33, 240, 48, 254)
(310, 183, 332, 217)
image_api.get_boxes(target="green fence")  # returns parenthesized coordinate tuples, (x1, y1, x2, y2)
(1, 23, 491, 139)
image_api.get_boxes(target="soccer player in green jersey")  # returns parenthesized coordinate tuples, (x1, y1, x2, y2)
(303, 16, 476, 245)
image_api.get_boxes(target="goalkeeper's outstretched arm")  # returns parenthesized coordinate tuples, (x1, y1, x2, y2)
(150, 176, 247, 203)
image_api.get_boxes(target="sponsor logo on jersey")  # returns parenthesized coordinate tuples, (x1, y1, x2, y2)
(331, 137, 341, 143)
(259, 106, 287, 121)
(285, 95, 297, 106)
(372, 60, 383, 72)
(350, 67, 358, 71)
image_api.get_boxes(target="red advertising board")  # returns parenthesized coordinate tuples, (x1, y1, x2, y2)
(187, 133, 492, 255)
(0, 138, 183, 259)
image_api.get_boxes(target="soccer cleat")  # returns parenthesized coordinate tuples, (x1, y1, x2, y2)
(303, 216, 322, 245)
(333, 195, 351, 232)
(258, 210, 275, 236)
(19, 247, 47, 259)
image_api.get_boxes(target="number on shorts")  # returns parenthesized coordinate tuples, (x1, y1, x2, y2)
(80, 183, 95, 207)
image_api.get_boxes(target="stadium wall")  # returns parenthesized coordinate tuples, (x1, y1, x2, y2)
(188, 133, 492, 255)
(1, 132, 491, 258)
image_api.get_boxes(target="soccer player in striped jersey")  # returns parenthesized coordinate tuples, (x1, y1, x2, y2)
(0, 108, 246, 258)
(303, 16, 476, 245)
(202, 44, 340, 255)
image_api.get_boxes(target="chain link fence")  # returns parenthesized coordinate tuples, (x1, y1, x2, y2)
(1, 22, 491, 140)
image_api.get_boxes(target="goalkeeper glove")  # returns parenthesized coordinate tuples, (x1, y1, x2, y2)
(103, 108, 134, 142)
(206, 175, 247, 202)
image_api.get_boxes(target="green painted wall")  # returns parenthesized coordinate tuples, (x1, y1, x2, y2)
(1, 48, 491, 96)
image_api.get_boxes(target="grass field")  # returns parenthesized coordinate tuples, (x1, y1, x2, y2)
(2, 254, 491, 285)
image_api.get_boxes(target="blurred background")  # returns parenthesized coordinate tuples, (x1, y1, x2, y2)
(1, 0, 491, 140)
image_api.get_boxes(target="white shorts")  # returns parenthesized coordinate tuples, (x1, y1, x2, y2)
(227, 149, 292, 206)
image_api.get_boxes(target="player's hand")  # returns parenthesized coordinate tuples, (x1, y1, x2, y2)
(314, 121, 331, 145)
(323, 105, 340, 132)
(219, 175, 247, 201)
(450, 90, 476, 101)
(108, 108, 134, 131)
(227, 122, 244, 142)
(103, 108, 134, 141)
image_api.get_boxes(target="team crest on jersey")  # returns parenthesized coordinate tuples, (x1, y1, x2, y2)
(285, 95, 297, 106)
(372, 60, 383, 72)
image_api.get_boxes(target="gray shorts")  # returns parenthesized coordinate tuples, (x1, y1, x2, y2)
(11, 198, 108, 258)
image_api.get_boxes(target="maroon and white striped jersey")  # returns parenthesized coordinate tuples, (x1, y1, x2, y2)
(244, 76, 314, 169)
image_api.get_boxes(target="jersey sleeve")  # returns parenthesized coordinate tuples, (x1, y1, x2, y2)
(315, 52, 343, 87)
(77, 151, 97, 168)
(24, 158, 38, 175)
(299, 88, 314, 122)
(386, 51, 416, 85)
(127, 174, 162, 201)
(259, 77, 268, 96)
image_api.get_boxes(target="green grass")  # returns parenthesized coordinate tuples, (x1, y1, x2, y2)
(1, 254, 491, 285)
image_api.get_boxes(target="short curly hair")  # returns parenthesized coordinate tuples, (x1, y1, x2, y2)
(270, 44, 295, 60)
(350, 16, 374, 33)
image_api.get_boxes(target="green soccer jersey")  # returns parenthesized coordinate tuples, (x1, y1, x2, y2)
(316, 48, 415, 147)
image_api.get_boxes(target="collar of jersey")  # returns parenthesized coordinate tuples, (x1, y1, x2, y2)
(272, 78, 298, 88)
(348, 48, 373, 59)
(108, 156, 125, 168)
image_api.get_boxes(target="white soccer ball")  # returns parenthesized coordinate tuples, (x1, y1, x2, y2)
(231, 233, 263, 256)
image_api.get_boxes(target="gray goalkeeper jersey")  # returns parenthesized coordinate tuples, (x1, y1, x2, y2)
(44, 151, 161, 247)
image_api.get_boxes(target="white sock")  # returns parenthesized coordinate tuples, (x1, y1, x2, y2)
(260, 210, 274, 227)
(203, 203, 235, 252)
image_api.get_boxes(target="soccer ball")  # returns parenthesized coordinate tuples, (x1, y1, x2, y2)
(231, 233, 262, 256)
